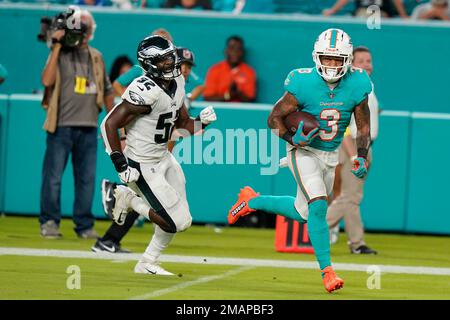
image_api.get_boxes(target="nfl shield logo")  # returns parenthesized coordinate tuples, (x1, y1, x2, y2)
(329, 92, 335, 99)
(183, 50, 192, 59)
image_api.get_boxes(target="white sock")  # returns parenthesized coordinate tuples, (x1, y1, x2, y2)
(130, 196, 151, 220)
(141, 226, 175, 264)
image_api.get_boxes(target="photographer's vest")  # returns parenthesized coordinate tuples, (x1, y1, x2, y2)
(41, 46, 105, 133)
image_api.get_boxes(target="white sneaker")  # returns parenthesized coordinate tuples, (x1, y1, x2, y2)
(112, 185, 136, 225)
(134, 261, 174, 276)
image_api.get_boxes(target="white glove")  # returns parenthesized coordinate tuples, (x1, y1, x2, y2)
(118, 166, 140, 184)
(199, 106, 217, 125)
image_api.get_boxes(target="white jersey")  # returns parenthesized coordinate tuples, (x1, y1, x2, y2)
(349, 81, 379, 140)
(122, 75, 186, 163)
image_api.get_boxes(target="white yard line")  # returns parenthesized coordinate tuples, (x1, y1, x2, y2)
(129, 266, 253, 300)
(1, 247, 450, 276)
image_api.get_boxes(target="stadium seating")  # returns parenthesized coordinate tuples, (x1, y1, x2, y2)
(0, 0, 431, 17)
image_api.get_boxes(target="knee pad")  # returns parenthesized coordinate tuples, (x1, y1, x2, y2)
(176, 213, 192, 232)
(173, 202, 192, 232)
(150, 174, 181, 210)
(150, 176, 191, 233)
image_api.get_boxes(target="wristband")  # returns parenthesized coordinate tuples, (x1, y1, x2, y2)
(195, 115, 208, 129)
(110, 151, 128, 173)
(357, 148, 368, 159)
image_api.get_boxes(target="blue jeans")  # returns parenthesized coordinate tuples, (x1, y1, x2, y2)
(40, 127, 97, 234)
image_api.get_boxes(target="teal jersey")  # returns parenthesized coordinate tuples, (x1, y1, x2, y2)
(284, 67, 372, 152)
(116, 65, 143, 87)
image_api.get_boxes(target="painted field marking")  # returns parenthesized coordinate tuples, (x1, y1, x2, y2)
(129, 266, 253, 300)
(1, 247, 450, 276)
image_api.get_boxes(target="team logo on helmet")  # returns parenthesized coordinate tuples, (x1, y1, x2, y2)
(183, 49, 192, 59)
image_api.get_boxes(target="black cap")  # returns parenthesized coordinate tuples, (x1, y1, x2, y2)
(176, 47, 195, 66)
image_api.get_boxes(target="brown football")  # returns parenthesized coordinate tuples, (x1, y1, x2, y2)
(284, 111, 320, 135)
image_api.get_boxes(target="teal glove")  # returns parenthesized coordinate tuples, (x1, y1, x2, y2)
(352, 157, 368, 179)
(292, 121, 319, 146)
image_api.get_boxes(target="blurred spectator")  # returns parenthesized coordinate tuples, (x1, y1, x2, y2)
(75, 0, 108, 6)
(165, 0, 212, 10)
(203, 35, 256, 102)
(39, 9, 114, 239)
(112, 28, 174, 96)
(111, 0, 134, 9)
(109, 55, 133, 83)
(0, 64, 7, 85)
(177, 47, 205, 105)
(323, 0, 397, 17)
(233, 0, 275, 14)
(411, 0, 450, 20)
(393, 0, 412, 18)
(393, 0, 428, 18)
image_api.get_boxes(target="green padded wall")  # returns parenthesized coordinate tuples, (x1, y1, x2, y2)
(1, 5, 450, 113)
(2, 96, 450, 234)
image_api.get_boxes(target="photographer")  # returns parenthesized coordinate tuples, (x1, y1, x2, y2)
(39, 9, 114, 239)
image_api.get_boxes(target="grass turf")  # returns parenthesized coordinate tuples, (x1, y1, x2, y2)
(0, 215, 450, 299)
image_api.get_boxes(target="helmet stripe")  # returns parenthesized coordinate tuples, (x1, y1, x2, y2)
(329, 29, 338, 49)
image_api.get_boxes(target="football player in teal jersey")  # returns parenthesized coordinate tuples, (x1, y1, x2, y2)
(228, 28, 372, 293)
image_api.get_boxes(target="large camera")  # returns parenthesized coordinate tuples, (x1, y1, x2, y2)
(37, 9, 88, 48)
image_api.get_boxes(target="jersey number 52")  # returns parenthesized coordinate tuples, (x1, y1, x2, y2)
(155, 110, 179, 144)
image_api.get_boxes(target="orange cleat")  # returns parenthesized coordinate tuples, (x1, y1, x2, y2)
(322, 266, 344, 293)
(227, 186, 260, 225)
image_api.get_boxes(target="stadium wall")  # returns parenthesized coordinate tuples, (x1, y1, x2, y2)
(0, 96, 449, 235)
(1, 4, 450, 113)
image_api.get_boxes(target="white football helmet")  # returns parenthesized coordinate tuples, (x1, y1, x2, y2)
(312, 28, 353, 83)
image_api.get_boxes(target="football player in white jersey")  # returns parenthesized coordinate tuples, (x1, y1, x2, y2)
(100, 35, 216, 275)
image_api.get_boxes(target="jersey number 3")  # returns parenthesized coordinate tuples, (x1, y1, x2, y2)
(319, 109, 340, 141)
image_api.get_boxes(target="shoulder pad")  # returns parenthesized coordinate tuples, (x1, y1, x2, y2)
(122, 76, 160, 106)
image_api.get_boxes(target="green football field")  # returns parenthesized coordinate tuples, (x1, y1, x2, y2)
(0, 215, 449, 300)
